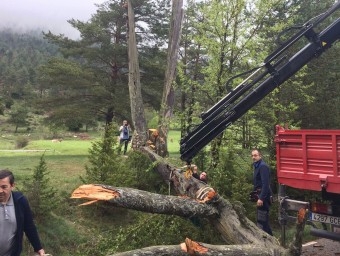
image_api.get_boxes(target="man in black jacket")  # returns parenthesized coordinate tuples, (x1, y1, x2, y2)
(0, 169, 45, 256)
(251, 149, 273, 236)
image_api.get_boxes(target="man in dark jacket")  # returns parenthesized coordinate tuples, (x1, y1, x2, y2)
(0, 169, 45, 256)
(251, 149, 273, 236)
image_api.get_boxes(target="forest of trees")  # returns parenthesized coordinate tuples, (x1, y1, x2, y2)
(0, 0, 339, 255)
(1, 0, 339, 154)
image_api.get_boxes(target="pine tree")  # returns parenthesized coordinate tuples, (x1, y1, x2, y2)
(81, 124, 122, 185)
(23, 154, 58, 221)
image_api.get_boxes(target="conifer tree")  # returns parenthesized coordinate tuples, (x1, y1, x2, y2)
(23, 154, 57, 221)
(81, 124, 122, 185)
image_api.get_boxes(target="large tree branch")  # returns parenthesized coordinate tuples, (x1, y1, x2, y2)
(71, 183, 280, 247)
(109, 237, 283, 256)
(71, 184, 219, 218)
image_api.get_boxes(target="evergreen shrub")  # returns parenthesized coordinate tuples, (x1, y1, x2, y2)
(22, 154, 58, 221)
(15, 136, 29, 148)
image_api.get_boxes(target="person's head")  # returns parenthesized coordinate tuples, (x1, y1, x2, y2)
(123, 120, 128, 126)
(251, 149, 262, 163)
(200, 172, 207, 181)
(193, 165, 198, 172)
(0, 169, 15, 203)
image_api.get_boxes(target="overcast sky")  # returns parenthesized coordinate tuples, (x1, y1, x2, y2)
(0, 0, 107, 39)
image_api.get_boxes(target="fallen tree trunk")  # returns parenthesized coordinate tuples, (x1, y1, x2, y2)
(71, 146, 308, 255)
(110, 238, 282, 256)
(71, 183, 282, 250)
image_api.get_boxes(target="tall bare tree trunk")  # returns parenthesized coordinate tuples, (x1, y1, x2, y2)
(156, 0, 184, 157)
(127, 0, 147, 146)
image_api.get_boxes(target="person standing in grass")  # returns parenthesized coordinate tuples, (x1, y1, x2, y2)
(0, 169, 45, 256)
(118, 120, 132, 155)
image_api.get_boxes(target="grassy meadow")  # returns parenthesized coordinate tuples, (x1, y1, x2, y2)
(0, 129, 183, 255)
(0, 130, 181, 190)
(1, 139, 92, 191)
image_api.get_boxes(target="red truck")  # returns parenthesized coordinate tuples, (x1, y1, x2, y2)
(276, 125, 340, 243)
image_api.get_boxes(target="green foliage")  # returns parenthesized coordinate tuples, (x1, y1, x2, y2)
(8, 103, 30, 132)
(0, 99, 5, 115)
(15, 135, 29, 148)
(177, 0, 286, 166)
(82, 123, 165, 191)
(192, 149, 208, 172)
(146, 111, 159, 128)
(37, 0, 171, 127)
(107, 214, 223, 254)
(298, 44, 340, 128)
(37, 57, 100, 130)
(0, 29, 59, 110)
(81, 124, 122, 185)
(125, 150, 164, 192)
(23, 212, 90, 256)
(249, 0, 339, 145)
(211, 148, 253, 204)
(177, 0, 340, 167)
(37, 215, 88, 255)
(22, 154, 58, 221)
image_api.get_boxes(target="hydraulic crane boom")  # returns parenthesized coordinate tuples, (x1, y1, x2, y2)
(180, 1, 340, 164)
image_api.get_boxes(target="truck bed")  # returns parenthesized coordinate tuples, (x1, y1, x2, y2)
(275, 125, 340, 193)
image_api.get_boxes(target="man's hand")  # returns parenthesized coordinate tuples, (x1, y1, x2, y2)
(36, 249, 46, 256)
(257, 199, 263, 207)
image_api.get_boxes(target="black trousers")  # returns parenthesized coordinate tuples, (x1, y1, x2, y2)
(119, 139, 129, 154)
(256, 198, 273, 236)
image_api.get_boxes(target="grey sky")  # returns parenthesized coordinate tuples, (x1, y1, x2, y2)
(0, 0, 107, 39)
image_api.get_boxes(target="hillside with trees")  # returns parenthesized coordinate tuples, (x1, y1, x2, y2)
(0, 29, 59, 131)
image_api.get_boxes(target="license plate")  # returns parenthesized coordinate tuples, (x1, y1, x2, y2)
(310, 212, 340, 225)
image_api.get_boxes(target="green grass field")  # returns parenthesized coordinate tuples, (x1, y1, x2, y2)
(0, 140, 92, 190)
(0, 129, 184, 255)
(0, 130, 182, 190)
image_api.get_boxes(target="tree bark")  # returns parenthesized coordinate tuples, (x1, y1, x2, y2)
(157, 0, 184, 157)
(71, 184, 219, 218)
(127, 0, 147, 146)
(110, 238, 282, 256)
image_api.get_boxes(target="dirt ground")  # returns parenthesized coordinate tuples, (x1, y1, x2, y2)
(301, 239, 340, 256)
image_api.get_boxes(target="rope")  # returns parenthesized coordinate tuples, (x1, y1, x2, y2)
(168, 169, 173, 195)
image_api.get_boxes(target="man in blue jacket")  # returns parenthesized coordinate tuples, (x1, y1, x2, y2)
(251, 149, 273, 236)
(0, 169, 45, 256)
